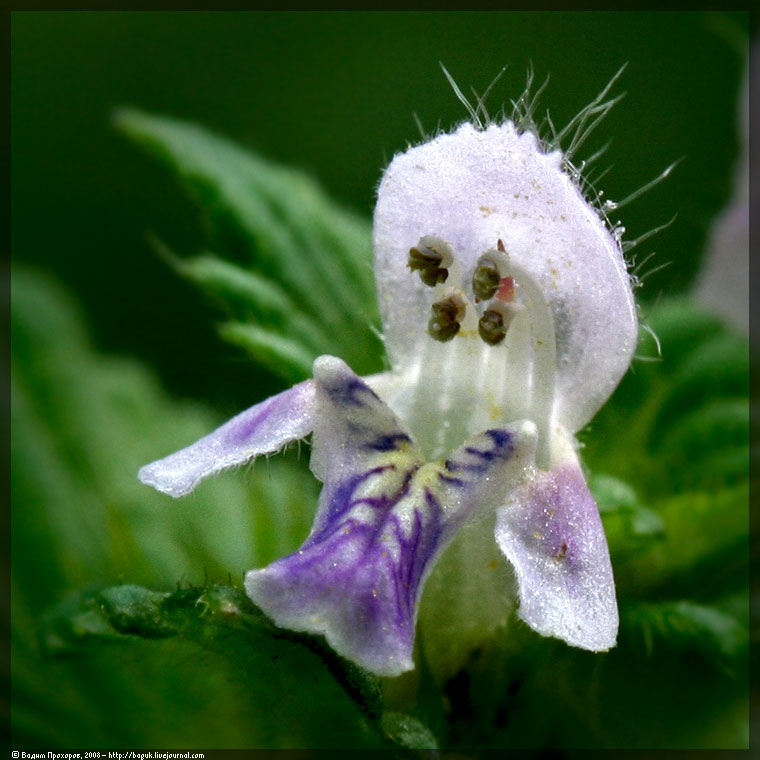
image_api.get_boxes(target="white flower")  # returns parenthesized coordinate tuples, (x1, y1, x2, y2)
(139, 75, 638, 677)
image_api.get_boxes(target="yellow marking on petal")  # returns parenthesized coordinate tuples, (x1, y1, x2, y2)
(416, 462, 445, 489)
(533, 531, 544, 540)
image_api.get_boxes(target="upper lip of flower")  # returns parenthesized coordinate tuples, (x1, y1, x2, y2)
(139, 109, 636, 676)
(373, 121, 637, 446)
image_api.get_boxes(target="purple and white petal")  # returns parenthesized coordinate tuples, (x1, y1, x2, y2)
(247, 357, 537, 675)
(494, 459, 618, 651)
(247, 356, 428, 675)
(245, 473, 442, 676)
(139, 379, 316, 498)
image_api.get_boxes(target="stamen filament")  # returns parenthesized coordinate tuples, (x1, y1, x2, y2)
(504, 260, 557, 468)
(476, 246, 557, 467)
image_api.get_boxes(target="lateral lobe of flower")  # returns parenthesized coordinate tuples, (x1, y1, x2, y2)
(246, 356, 537, 676)
(494, 456, 618, 651)
(138, 380, 316, 498)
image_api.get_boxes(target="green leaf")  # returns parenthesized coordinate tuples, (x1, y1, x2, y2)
(649, 332, 748, 449)
(11, 268, 340, 747)
(612, 483, 748, 600)
(218, 321, 316, 383)
(11, 267, 320, 603)
(636, 299, 727, 378)
(39, 584, 387, 748)
(589, 473, 639, 512)
(621, 598, 748, 670)
(653, 398, 749, 490)
(173, 251, 298, 322)
(164, 248, 336, 382)
(380, 712, 439, 750)
(590, 472, 664, 538)
(115, 109, 383, 377)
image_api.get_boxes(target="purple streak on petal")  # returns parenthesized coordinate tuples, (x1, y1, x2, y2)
(495, 461, 618, 651)
(307, 463, 414, 546)
(324, 375, 379, 407)
(363, 433, 414, 452)
(444, 429, 515, 475)
(138, 378, 316, 498)
(436, 472, 468, 487)
(246, 463, 447, 676)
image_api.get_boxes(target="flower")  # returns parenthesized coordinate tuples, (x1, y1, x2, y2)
(139, 87, 638, 677)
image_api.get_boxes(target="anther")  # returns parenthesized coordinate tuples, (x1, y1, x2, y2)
(472, 261, 500, 301)
(428, 296, 465, 342)
(478, 308, 508, 345)
(407, 236, 452, 287)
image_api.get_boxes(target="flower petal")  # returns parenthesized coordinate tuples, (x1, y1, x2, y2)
(494, 458, 618, 651)
(138, 379, 316, 497)
(374, 122, 637, 432)
(306, 356, 424, 490)
(247, 356, 537, 675)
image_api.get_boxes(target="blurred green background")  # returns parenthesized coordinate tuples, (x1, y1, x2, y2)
(12, 11, 749, 411)
(11, 11, 751, 750)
